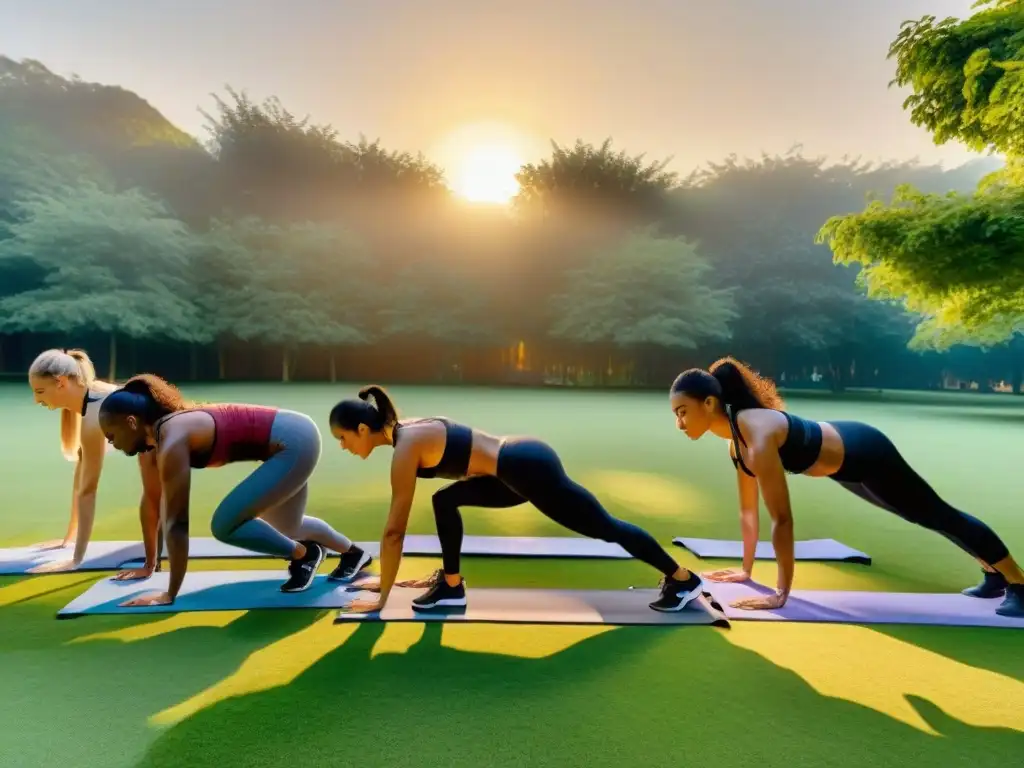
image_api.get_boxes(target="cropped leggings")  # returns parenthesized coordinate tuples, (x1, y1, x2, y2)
(830, 421, 1010, 565)
(208, 410, 352, 558)
(431, 436, 680, 576)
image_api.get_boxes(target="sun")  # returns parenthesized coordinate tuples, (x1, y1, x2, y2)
(451, 144, 523, 204)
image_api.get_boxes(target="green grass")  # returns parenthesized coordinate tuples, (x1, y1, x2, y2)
(2, 382, 1023, 768)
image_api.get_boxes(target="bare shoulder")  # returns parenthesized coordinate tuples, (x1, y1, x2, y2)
(735, 408, 788, 445)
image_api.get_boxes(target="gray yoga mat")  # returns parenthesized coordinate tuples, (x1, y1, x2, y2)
(5, 535, 631, 576)
(117, 534, 632, 566)
(704, 581, 1024, 629)
(333, 586, 726, 627)
(673, 537, 871, 564)
(0, 541, 145, 575)
(55, 569, 727, 628)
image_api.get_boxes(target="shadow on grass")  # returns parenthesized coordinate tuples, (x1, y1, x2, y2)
(874, 624, 1024, 683)
(133, 617, 1023, 768)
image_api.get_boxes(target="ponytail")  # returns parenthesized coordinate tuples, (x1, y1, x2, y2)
(330, 384, 399, 433)
(100, 374, 190, 427)
(358, 385, 397, 427)
(671, 356, 784, 414)
(709, 357, 784, 412)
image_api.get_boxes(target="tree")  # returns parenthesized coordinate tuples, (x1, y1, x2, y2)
(0, 180, 207, 378)
(672, 151, 984, 387)
(197, 216, 370, 381)
(817, 2, 1024, 349)
(549, 228, 736, 384)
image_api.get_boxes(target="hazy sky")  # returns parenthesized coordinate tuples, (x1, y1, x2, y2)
(1, 0, 985, 180)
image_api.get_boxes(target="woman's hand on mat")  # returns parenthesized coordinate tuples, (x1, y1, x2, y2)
(120, 591, 173, 608)
(340, 597, 382, 614)
(112, 567, 154, 582)
(27, 558, 80, 574)
(351, 576, 381, 592)
(730, 591, 787, 611)
(31, 539, 70, 552)
(702, 568, 750, 583)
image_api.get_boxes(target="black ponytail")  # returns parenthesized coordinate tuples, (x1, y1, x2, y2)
(671, 357, 784, 414)
(330, 384, 399, 433)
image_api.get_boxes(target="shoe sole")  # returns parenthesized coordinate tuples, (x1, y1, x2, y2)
(280, 545, 327, 593)
(648, 581, 705, 613)
(327, 551, 373, 582)
(412, 596, 468, 611)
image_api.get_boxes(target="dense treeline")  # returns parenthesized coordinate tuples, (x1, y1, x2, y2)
(0, 14, 1020, 393)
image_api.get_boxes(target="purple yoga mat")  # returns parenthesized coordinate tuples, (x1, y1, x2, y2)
(704, 581, 1024, 629)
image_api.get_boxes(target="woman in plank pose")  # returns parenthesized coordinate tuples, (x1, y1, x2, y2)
(669, 357, 1023, 617)
(329, 385, 704, 614)
(26, 348, 157, 578)
(98, 374, 370, 606)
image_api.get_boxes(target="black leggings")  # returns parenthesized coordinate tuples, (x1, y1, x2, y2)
(830, 421, 1011, 565)
(431, 436, 681, 577)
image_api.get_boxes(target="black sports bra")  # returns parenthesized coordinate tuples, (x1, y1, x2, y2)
(393, 417, 473, 480)
(81, 390, 103, 416)
(728, 406, 823, 477)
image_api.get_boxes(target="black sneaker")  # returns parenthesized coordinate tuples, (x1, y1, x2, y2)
(649, 571, 704, 612)
(962, 569, 1007, 599)
(996, 584, 1024, 618)
(281, 541, 325, 593)
(411, 569, 467, 611)
(328, 545, 373, 582)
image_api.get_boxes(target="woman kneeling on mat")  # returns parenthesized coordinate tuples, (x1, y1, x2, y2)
(330, 385, 703, 614)
(669, 357, 1024, 617)
(98, 374, 370, 606)
(26, 348, 158, 578)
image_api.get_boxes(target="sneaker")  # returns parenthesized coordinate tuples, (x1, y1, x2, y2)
(995, 584, 1024, 618)
(411, 569, 467, 611)
(649, 571, 704, 612)
(328, 545, 373, 583)
(281, 541, 326, 593)
(962, 569, 1007, 599)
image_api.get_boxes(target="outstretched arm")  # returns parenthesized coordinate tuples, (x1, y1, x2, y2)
(748, 442, 793, 604)
(344, 444, 418, 613)
(703, 442, 760, 583)
(113, 451, 163, 581)
(121, 439, 191, 607)
(28, 431, 105, 572)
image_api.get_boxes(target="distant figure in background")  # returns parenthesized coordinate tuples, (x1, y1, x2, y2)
(98, 374, 370, 607)
(669, 356, 1024, 618)
(329, 385, 704, 615)
(26, 348, 158, 578)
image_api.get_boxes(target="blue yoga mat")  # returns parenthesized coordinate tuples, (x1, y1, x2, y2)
(55, 570, 727, 628)
(673, 537, 871, 564)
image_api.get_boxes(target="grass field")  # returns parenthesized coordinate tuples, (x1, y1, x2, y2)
(1, 382, 1022, 768)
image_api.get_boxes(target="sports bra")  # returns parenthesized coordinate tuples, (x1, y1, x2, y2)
(156, 404, 278, 469)
(728, 406, 823, 477)
(81, 390, 103, 416)
(392, 417, 473, 480)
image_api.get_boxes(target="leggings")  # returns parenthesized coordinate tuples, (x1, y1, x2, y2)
(431, 436, 680, 577)
(829, 421, 1010, 565)
(209, 410, 352, 558)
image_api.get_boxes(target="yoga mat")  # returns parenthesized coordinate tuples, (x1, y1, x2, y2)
(673, 537, 871, 564)
(704, 581, 1024, 629)
(117, 535, 632, 566)
(334, 587, 727, 627)
(0, 541, 144, 575)
(56, 570, 728, 628)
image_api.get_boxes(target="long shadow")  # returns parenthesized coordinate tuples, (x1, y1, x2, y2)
(0, 595, 326, 768)
(133, 618, 1023, 768)
(873, 624, 1024, 683)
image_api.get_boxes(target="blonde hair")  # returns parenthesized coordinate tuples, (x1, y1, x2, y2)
(29, 348, 98, 461)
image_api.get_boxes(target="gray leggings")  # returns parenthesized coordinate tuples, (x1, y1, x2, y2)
(208, 410, 352, 558)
